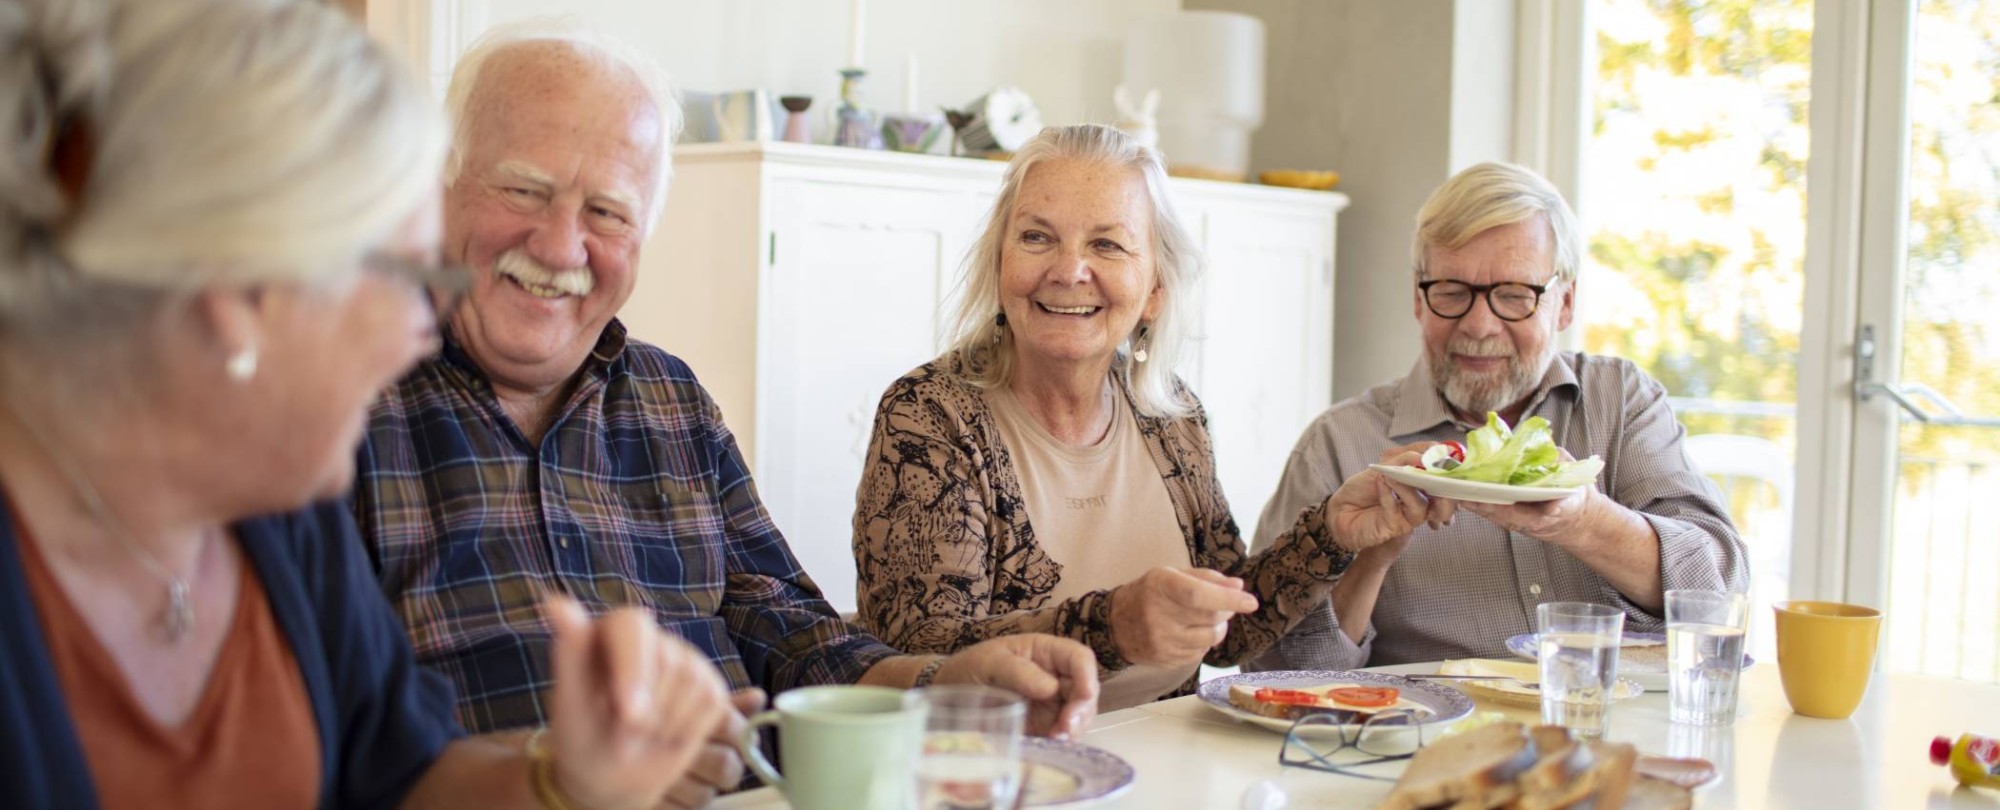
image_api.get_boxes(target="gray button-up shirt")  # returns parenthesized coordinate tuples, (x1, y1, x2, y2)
(1246, 352, 1748, 671)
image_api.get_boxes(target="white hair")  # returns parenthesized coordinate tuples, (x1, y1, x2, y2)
(0, 0, 446, 336)
(442, 18, 681, 232)
(943, 124, 1202, 419)
(1412, 161, 1582, 284)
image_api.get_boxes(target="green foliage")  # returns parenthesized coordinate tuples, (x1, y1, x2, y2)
(1585, 0, 2000, 467)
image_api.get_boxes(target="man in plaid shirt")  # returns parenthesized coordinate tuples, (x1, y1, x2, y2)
(352, 23, 1099, 809)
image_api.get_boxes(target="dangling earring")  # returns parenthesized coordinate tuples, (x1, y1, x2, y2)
(992, 312, 1007, 345)
(1132, 324, 1152, 364)
(226, 345, 259, 382)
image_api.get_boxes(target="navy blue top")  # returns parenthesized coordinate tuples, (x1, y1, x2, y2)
(0, 498, 464, 809)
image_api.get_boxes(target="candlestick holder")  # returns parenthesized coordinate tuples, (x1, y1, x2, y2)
(834, 68, 883, 150)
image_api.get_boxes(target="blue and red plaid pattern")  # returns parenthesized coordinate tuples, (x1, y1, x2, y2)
(353, 320, 896, 732)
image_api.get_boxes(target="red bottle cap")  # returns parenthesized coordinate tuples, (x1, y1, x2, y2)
(1932, 736, 1952, 765)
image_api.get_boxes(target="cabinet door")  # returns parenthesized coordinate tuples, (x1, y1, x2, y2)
(758, 177, 989, 613)
(1194, 206, 1336, 542)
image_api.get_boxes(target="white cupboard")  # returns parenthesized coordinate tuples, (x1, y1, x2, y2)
(623, 142, 1347, 612)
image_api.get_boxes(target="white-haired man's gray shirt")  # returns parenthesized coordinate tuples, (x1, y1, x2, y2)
(1246, 351, 1748, 671)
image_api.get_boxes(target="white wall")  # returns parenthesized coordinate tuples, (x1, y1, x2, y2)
(1184, 0, 1515, 402)
(476, 0, 1178, 135)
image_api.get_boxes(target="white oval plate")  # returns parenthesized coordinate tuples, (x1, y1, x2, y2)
(1369, 463, 1590, 505)
(1196, 670, 1475, 738)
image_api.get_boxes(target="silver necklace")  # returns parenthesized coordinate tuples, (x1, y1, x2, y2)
(2, 399, 195, 643)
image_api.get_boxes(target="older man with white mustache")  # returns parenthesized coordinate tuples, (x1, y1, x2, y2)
(1245, 162, 1748, 672)
(351, 21, 1100, 810)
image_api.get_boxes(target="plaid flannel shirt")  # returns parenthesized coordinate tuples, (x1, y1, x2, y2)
(354, 320, 896, 732)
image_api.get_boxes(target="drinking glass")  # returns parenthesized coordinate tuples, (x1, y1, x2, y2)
(905, 685, 1025, 810)
(1538, 602, 1624, 740)
(1666, 589, 1750, 725)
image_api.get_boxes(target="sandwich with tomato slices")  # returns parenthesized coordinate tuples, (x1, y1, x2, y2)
(1226, 683, 1434, 723)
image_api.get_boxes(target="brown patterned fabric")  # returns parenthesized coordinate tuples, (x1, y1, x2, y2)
(853, 353, 1357, 697)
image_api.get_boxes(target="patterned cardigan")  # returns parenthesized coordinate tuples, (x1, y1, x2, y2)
(852, 354, 1358, 695)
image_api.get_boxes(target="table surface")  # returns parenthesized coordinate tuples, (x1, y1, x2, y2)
(716, 662, 2000, 809)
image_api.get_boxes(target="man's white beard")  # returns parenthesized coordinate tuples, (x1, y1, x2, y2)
(1429, 335, 1555, 421)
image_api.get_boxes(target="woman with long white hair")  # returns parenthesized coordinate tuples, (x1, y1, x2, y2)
(851, 125, 1438, 711)
(0, 0, 728, 807)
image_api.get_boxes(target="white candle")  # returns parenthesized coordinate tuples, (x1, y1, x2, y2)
(904, 50, 918, 114)
(847, 0, 866, 68)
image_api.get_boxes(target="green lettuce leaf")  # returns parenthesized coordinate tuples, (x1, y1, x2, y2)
(1421, 412, 1602, 489)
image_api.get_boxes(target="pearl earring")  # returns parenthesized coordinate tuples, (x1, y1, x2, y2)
(992, 312, 1007, 345)
(1132, 324, 1152, 364)
(226, 346, 258, 382)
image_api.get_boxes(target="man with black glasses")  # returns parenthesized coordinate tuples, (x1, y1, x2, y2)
(1245, 162, 1747, 671)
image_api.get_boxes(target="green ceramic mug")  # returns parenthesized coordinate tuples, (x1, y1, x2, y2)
(738, 686, 926, 810)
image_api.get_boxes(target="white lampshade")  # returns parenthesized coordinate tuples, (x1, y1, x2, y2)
(1121, 11, 1266, 177)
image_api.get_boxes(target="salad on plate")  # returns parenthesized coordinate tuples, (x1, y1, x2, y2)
(1412, 413, 1604, 489)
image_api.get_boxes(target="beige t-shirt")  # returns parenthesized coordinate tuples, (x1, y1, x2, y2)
(986, 386, 1195, 711)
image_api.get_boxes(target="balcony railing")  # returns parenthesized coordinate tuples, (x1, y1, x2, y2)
(1669, 397, 2000, 685)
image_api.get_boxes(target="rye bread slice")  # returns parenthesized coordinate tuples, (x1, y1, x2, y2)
(1512, 740, 1638, 810)
(1379, 722, 1537, 810)
(1620, 775, 1694, 810)
(1515, 726, 1585, 796)
(1589, 741, 1639, 809)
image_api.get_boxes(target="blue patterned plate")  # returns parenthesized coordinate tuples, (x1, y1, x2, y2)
(1196, 669, 1475, 737)
(1020, 736, 1133, 808)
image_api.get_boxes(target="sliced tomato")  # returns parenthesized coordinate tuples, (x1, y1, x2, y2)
(1442, 440, 1467, 462)
(1254, 687, 1326, 706)
(1326, 686, 1400, 708)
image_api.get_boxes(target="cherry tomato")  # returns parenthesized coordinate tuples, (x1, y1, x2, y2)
(1326, 686, 1401, 708)
(1442, 441, 1467, 462)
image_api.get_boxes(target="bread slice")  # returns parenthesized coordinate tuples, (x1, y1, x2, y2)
(1617, 641, 1668, 674)
(1515, 726, 1584, 795)
(1379, 722, 1537, 810)
(1619, 775, 1693, 810)
(1632, 754, 1717, 789)
(1511, 739, 1637, 810)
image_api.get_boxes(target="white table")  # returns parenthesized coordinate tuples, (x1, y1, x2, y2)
(717, 663, 2000, 809)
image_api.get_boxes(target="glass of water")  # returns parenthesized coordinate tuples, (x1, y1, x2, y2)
(1665, 589, 1750, 725)
(1538, 602, 1625, 740)
(905, 685, 1025, 810)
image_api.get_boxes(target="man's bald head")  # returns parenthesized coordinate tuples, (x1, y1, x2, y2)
(444, 21, 679, 228)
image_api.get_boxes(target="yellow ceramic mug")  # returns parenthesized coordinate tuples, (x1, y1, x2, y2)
(1773, 601, 1882, 719)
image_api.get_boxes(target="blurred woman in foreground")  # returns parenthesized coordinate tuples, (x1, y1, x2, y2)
(0, 0, 728, 807)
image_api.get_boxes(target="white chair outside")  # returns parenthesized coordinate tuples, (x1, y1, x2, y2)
(1683, 433, 1794, 660)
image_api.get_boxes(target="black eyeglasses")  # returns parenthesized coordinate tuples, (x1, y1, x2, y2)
(366, 253, 473, 315)
(1417, 279, 1551, 322)
(1278, 708, 1431, 781)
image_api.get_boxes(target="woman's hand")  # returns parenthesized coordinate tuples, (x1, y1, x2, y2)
(543, 594, 732, 810)
(1325, 445, 1456, 553)
(1107, 567, 1259, 668)
(931, 634, 1101, 740)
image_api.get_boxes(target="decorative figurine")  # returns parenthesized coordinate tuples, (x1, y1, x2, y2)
(1113, 85, 1161, 151)
(943, 107, 978, 157)
(881, 114, 942, 153)
(780, 95, 813, 143)
(834, 68, 882, 149)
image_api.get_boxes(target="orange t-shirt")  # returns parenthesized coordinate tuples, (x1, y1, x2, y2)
(17, 525, 322, 809)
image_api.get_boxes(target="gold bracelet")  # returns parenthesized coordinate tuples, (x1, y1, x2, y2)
(525, 727, 585, 810)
